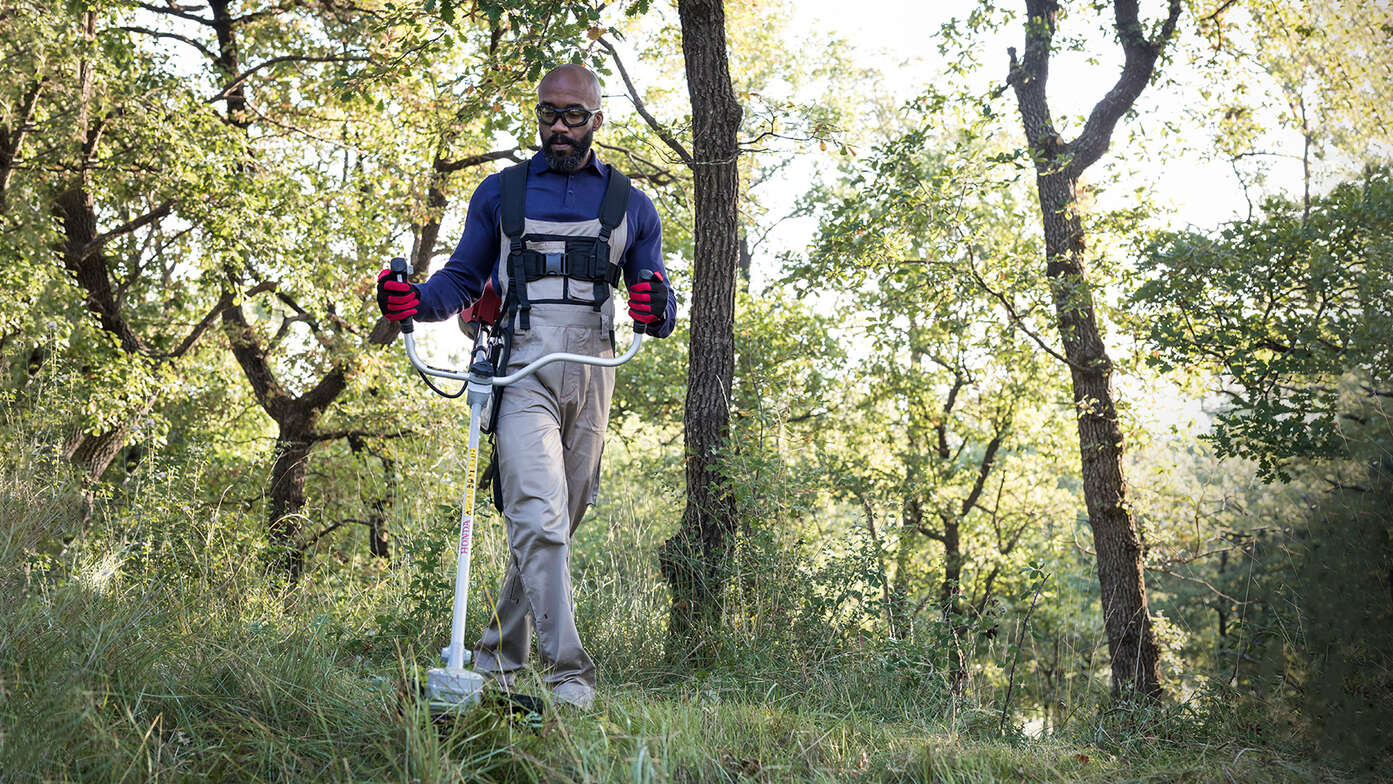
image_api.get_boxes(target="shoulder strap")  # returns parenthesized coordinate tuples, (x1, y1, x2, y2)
(597, 168, 631, 232)
(499, 162, 530, 329)
(500, 162, 529, 238)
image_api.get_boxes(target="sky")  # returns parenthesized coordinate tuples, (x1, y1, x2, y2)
(777, 0, 1308, 245)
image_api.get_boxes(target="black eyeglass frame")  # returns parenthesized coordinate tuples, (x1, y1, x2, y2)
(535, 103, 600, 128)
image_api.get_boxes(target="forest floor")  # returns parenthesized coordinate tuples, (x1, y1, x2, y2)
(0, 455, 1371, 783)
(0, 582, 1359, 784)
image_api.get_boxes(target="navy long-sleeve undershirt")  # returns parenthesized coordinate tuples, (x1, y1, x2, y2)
(415, 151, 677, 338)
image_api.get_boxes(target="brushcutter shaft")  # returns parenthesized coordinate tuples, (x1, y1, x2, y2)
(445, 399, 484, 672)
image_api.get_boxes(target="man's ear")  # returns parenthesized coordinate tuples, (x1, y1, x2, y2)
(592, 110, 604, 133)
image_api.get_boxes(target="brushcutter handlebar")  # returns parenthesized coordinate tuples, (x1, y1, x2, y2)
(388, 258, 643, 388)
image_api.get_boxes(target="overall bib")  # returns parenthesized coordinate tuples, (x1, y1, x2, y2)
(472, 163, 630, 702)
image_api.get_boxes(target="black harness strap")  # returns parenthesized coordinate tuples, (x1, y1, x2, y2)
(499, 163, 632, 324)
(592, 169, 630, 312)
(500, 162, 530, 330)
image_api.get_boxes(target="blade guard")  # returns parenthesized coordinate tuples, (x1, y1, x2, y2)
(463, 280, 502, 326)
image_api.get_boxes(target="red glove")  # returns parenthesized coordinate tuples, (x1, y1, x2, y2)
(376, 268, 419, 321)
(627, 270, 670, 336)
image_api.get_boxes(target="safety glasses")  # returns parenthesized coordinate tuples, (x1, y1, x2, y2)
(535, 103, 599, 128)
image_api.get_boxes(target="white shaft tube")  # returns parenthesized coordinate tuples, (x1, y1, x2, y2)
(445, 401, 484, 670)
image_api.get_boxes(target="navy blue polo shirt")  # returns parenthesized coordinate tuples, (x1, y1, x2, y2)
(416, 151, 675, 337)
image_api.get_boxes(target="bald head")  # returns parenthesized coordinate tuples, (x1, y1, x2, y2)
(536, 64, 605, 172)
(538, 64, 602, 109)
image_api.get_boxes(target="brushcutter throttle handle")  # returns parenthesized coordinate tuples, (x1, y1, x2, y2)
(388, 257, 414, 335)
(632, 268, 653, 331)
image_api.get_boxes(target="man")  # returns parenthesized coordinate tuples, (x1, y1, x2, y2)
(376, 64, 676, 710)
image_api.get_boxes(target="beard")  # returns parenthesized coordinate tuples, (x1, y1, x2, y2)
(541, 128, 594, 172)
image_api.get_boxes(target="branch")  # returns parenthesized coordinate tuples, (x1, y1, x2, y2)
(208, 55, 372, 103)
(241, 97, 367, 152)
(221, 294, 291, 418)
(435, 146, 526, 173)
(301, 518, 369, 550)
(1066, 0, 1181, 176)
(1, 75, 47, 208)
(937, 374, 965, 462)
(1321, 479, 1370, 494)
(160, 281, 275, 360)
(916, 523, 947, 543)
(136, 1, 213, 26)
(959, 245, 1088, 371)
(274, 291, 321, 334)
(960, 430, 1006, 519)
(231, 6, 290, 26)
(269, 313, 310, 348)
(311, 428, 417, 443)
(298, 366, 348, 413)
(1146, 564, 1243, 604)
(54, 186, 151, 356)
(1200, 0, 1239, 24)
(973, 565, 1002, 615)
(84, 200, 174, 256)
(114, 26, 217, 60)
(594, 140, 681, 185)
(597, 37, 693, 165)
(1005, 0, 1061, 152)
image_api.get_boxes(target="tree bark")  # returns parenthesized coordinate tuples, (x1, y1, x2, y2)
(52, 180, 153, 502)
(267, 424, 314, 577)
(1006, 0, 1179, 699)
(223, 300, 347, 581)
(658, 0, 743, 659)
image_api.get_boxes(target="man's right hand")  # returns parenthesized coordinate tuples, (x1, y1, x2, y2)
(376, 268, 420, 321)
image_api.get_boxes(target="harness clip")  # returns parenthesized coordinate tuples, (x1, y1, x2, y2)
(544, 253, 565, 276)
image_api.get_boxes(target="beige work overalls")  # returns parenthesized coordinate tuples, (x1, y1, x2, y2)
(471, 212, 627, 705)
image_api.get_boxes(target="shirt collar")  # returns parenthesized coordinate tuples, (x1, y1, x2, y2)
(529, 148, 606, 177)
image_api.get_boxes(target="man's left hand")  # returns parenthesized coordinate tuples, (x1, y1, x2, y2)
(627, 270, 670, 336)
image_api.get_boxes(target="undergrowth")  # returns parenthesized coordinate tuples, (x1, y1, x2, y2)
(0, 424, 1370, 782)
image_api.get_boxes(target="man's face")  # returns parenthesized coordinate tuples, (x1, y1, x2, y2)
(537, 71, 602, 173)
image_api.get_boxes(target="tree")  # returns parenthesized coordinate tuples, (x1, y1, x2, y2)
(1005, 0, 1181, 698)
(160, 0, 629, 579)
(797, 117, 1070, 693)
(13, 0, 610, 576)
(1197, 0, 1393, 186)
(3, 4, 257, 522)
(631, 0, 743, 656)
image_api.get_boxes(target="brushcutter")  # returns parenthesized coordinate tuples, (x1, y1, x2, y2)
(384, 256, 645, 714)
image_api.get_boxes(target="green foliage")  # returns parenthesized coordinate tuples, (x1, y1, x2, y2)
(0, 369, 1358, 784)
(1289, 468, 1393, 770)
(1195, 0, 1393, 161)
(1133, 166, 1393, 479)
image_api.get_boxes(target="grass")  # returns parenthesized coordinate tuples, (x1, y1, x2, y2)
(0, 435, 1368, 783)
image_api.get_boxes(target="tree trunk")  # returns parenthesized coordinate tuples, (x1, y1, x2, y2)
(1035, 167, 1161, 699)
(659, 0, 743, 659)
(940, 517, 968, 691)
(1006, 0, 1178, 699)
(267, 422, 314, 580)
(348, 433, 393, 560)
(61, 417, 141, 527)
